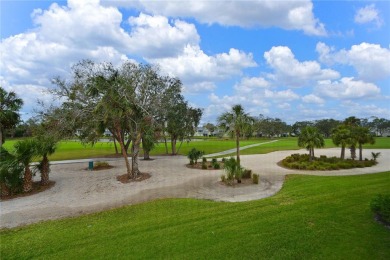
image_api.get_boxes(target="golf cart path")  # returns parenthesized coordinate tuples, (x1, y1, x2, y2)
(1, 148, 389, 229)
(204, 139, 279, 158)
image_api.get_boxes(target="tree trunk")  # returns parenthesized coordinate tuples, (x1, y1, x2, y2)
(40, 155, 50, 186)
(1, 182, 10, 196)
(142, 138, 150, 160)
(341, 145, 345, 160)
(164, 136, 168, 154)
(125, 138, 132, 154)
(176, 139, 184, 155)
(236, 132, 240, 166)
(171, 137, 177, 155)
(113, 138, 118, 154)
(114, 127, 132, 179)
(350, 145, 356, 160)
(23, 166, 33, 193)
(131, 132, 142, 178)
(359, 143, 363, 161)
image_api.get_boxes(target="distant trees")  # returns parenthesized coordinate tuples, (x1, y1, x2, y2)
(255, 115, 290, 138)
(0, 87, 24, 148)
(218, 105, 254, 166)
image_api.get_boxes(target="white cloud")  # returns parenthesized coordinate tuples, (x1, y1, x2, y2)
(234, 76, 269, 93)
(302, 94, 325, 104)
(316, 42, 390, 81)
(264, 89, 300, 100)
(316, 77, 381, 99)
(112, 0, 327, 36)
(148, 45, 256, 85)
(354, 4, 383, 27)
(264, 46, 339, 87)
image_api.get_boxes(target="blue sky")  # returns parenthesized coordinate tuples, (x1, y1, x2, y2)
(1, 0, 389, 124)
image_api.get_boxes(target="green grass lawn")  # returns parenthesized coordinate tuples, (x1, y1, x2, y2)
(1, 172, 389, 259)
(2, 137, 389, 161)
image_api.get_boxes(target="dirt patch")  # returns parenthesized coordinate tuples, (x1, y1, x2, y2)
(0, 181, 55, 201)
(218, 177, 255, 187)
(116, 173, 151, 183)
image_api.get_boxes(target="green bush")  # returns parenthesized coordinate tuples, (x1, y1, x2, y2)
(202, 163, 207, 169)
(223, 157, 242, 185)
(202, 157, 207, 163)
(370, 194, 390, 224)
(212, 158, 217, 164)
(242, 169, 252, 179)
(220, 174, 226, 182)
(0, 147, 24, 195)
(213, 162, 220, 169)
(187, 148, 205, 165)
(252, 174, 259, 184)
(95, 161, 110, 168)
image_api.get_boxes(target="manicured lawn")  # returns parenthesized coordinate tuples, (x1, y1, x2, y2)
(2, 137, 389, 161)
(1, 172, 389, 259)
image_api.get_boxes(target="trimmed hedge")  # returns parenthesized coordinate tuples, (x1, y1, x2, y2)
(282, 153, 376, 171)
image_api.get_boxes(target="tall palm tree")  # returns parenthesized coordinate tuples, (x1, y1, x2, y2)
(14, 139, 38, 192)
(331, 125, 351, 160)
(0, 87, 24, 148)
(298, 126, 325, 161)
(343, 116, 361, 160)
(218, 105, 254, 166)
(36, 136, 57, 186)
(354, 126, 375, 161)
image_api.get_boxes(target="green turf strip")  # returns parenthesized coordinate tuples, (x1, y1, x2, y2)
(1, 172, 389, 259)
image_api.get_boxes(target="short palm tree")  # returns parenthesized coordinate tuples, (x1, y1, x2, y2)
(354, 127, 375, 161)
(217, 105, 254, 166)
(14, 139, 38, 192)
(331, 125, 351, 160)
(36, 136, 57, 185)
(298, 126, 325, 161)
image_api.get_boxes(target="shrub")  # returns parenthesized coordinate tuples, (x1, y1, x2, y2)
(242, 169, 252, 179)
(221, 158, 226, 163)
(370, 194, 390, 224)
(0, 147, 24, 196)
(202, 157, 207, 163)
(202, 163, 207, 169)
(95, 161, 110, 168)
(223, 157, 241, 185)
(252, 174, 259, 184)
(220, 174, 226, 182)
(213, 162, 220, 169)
(187, 148, 205, 165)
(212, 158, 217, 164)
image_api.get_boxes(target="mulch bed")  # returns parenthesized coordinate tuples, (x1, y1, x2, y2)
(186, 161, 225, 170)
(116, 173, 151, 184)
(218, 178, 254, 187)
(85, 165, 115, 171)
(0, 181, 55, 201)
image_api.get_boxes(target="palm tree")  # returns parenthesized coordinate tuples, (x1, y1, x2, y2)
(331, 125, 351, 160)
(298, 126, 325, 161)
(218, 105, 254, 166)
(35, 136, 57, 186)
(354, 126, 375, 161)
(14, 139, 38, 193)
(343, 116, 361, 160)
(0, 87, 24, 148)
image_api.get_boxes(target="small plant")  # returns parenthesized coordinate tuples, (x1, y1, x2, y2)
(220, 174, 226, 182)
(202, 157, 207, 163)
(95, 161, 110, 168)
(213, 162, 220, 169)
(252, 173, 259, 184)
(212, 158, 217, 164)
(187, 148, 205, 165)
(242, 169, 252, 179)
(221, 158, 226, 163)
(371, 152, 381, 162)
(370, 194, 390, 224)
(202, 163, 207, 169)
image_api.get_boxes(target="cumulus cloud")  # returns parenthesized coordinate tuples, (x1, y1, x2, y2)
(316, 77, 381, 99)
(316, 42, 390, 81)
(111, 0, 327, 36)
(264, 46, 339, 87)
(354, 4, 383, 27)
(148, 45, 256, 87)
(302, 94, 325, 104)
(234, 76, 269, 93)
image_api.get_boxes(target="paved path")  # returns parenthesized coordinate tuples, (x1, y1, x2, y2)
(1, 148, 389, 228)
(204, 140, 279, 158)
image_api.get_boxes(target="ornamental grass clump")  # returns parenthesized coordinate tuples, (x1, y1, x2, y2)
(187, 148, 205, 166)
(222, 157, 242, 185)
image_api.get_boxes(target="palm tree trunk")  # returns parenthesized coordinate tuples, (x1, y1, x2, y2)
(40, 155, 50, 186)
(23, 166, 33, 193)
(359, 143, 363, 161)
(236, 132, 240, 166)
(350, 145, 356, 160)
(341, 145, 345, 160)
